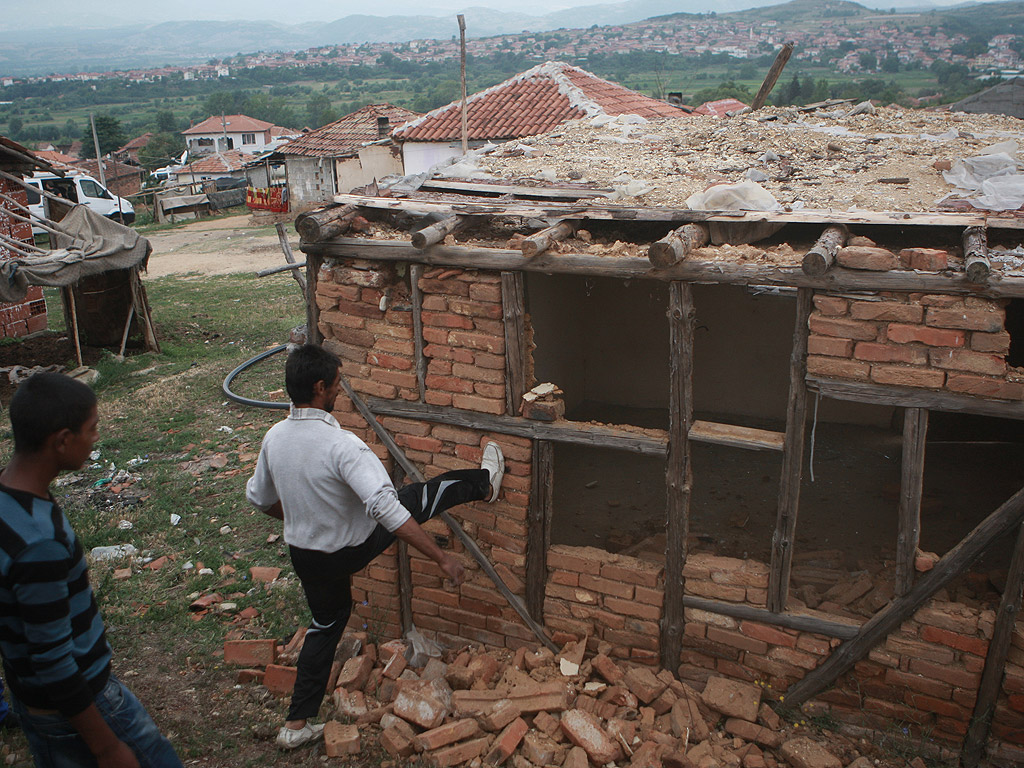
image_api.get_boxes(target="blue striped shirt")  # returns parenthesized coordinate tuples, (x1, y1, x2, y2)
(0, 483, 111, 716)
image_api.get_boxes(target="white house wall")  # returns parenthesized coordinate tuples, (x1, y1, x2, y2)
(333, 146, 404, 194)
(401, 141, 465, 176)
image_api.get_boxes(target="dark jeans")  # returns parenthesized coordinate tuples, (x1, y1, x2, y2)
(12, 676, 183, 768)
(286, 468, 489, 721)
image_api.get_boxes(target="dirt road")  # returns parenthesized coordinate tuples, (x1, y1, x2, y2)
(142, 214, 301, 278)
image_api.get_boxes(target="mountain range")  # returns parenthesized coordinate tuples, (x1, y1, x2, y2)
(0, 0, 993, 76)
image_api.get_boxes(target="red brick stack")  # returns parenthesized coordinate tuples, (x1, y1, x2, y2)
(0, 176, 47, 337)
(807, 291, 1022, 399)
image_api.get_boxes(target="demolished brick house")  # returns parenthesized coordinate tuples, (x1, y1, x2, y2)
(295, 105, 1024, 764)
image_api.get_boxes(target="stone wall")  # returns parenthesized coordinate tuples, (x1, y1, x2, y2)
(317, 260, 1024, 759)
(807, 291, 1023, 399)
(0, 176, 47, 337)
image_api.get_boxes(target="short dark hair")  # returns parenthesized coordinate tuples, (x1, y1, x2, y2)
(285, 344, 340, 404)
(9, 373, 97, 453)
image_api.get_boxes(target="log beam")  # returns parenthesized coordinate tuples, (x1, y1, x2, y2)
(410, 264, 427, 402)
(649, 223, 710, 268)
(964, 226, 990, 284)
(522, 220, 576, 258)
(783, 484, 1024, 709)
(801, 224, 848, 276)
(682, 596, 859, 640)
(501, 272, 528, 415)
(296, 204, 358, 242)
(751, 43, 795, 111)
(412, 215, 466, 250)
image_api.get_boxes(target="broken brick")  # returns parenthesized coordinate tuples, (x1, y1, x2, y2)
(262, 664, 297, 697)
(521, 731, 558, 765)
(624, 666, 668, 704)
(779, 737, 843, 768)
(701, 677, 762, 722)
(393, 682, 451, 729)
(483, 717, 528, 766)
(429, 736, 489, 767)
(324, 721, 360, 757)
(724, 717, 783, 748)
(561, 709, 622, 765)
(336, 655, 374, 691)
(417, 718, 481, 752)
(223, 639, 276, 667)
(477, 698, 521, 732)
(592, 653, 625, 684)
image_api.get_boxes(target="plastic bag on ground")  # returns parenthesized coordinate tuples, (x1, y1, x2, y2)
(686, 179, 781, 211)
(405, 625, 443, 667)
(943, 152, 1019, 192)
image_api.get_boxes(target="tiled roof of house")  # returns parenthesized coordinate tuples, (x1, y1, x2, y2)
(182, 114, 274, 135)
(276, 104, 421, 157)
(180, 150, 254, 173)
(31, 150, 77, 168)
(72, 158, 144, 181)
(118, 133, 153, 152)
(694, 98, 749, 117)
(394, 61, 684, 143)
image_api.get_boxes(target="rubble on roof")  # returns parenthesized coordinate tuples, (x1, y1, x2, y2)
(468, 105, 1023, 213)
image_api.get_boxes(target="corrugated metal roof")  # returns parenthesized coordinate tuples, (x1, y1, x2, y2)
(275, 104, 421, 158)
(394, 61, 685, 143)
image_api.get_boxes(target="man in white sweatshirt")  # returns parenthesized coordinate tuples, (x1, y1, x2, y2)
(246, 344, 505, 749)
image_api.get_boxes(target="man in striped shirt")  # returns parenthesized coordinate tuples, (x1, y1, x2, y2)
(0, 373, 182, 768)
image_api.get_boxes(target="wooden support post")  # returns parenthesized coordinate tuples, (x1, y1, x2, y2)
(392, 463, 414, 636)
(127, 267, 160, 353)
(801, 224, 848, 276)
(307, 253, 323, 345)
(962, 521, 1024, 768)
(768, 287, 813, 612)
(964, 225, 990, 284)
(661, 281, 695, 671)
(751, 42, 794, 111)
(412, 215, 465, 250)
(896, 407, 928, 596)
(526, 440, 553, 622)
(784, 484, 1024, 709)
(458, 14, 468, 155)
(501, 272, 528, 416)
(522, 220, 575, 258)
(295, 204, 357, 242)
(335, 368, 558, 652)
(275, 221, 311, 335)
(410, 264, 427, 402)
(64, 286, 83, 368)
(682, 595, 859, 639)
(648, 223, 709, 268)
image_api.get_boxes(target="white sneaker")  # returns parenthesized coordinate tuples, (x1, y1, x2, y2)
(276, 723, 324, 749)
(481, 441, 505, 503)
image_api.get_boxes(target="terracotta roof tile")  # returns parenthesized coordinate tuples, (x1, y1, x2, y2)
(394, 61, 684, 143)
(183, 114, 275, 135)
(180, 149, 255, 173)
(695, 98, 750, 117)
(275, 104, 420, 158)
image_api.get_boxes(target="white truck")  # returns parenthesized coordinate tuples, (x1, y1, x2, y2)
(25, 170, 135, 231)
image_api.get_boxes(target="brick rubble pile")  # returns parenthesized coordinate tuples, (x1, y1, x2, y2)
(225, 632, 914, 767)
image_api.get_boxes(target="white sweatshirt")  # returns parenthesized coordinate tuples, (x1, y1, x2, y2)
(245, 407, 411, 552)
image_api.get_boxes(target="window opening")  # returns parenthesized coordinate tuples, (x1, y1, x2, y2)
(1006, 298, 1024, 368)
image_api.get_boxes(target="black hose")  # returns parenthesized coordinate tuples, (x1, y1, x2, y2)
(222, 344, 290, 409)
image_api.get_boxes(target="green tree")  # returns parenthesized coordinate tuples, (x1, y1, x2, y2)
(155, 109, 178, 133)
(306, 93, 337, 128)
(8, 116, 23, 137)
(63, 118, 77, 138)
(137, 132, 185, 170)
(79, 114, 126, 158)
(859, 52, 877, 71)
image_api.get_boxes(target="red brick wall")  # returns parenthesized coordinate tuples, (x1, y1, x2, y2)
(0, 176, 47, 337)
(318, 261, 1024, 757)
(808, 291, 1023, 399)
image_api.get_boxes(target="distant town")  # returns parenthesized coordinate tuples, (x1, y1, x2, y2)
(3, 11, 1021, 88)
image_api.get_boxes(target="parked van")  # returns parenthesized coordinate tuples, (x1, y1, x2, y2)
(25, 171, 135, 232)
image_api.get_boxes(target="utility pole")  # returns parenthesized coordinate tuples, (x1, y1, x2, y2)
(89, 113, 107, 187)
(458, 14, 468, 155)
(221, 113, 229, 152)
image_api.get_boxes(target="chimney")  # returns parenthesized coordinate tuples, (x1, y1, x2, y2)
(377, 116, 390, 139)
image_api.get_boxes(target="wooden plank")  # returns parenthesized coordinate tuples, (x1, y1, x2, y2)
(419, 179, 613, 200)
(662, 281, 695, 670)
(410, 264, 427, 402)
(784, 484, 1024, 709)
(303, 238, 1024, 299)
(332, 192, 1024, 230)
(501, 272, 528, 416)
(526, 441, 554, 622)
(366, 397, 668, 456)
(768, 288, 813, 613)
(751, 43, 794, 111)
(961, 521, 1024, 768)
(689, 420, 784, 452)
(808, 377, 1024, 421)
(682, 596, 859, 640)
(335, 368, 559, 653)
(896, 408, 928, 596)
